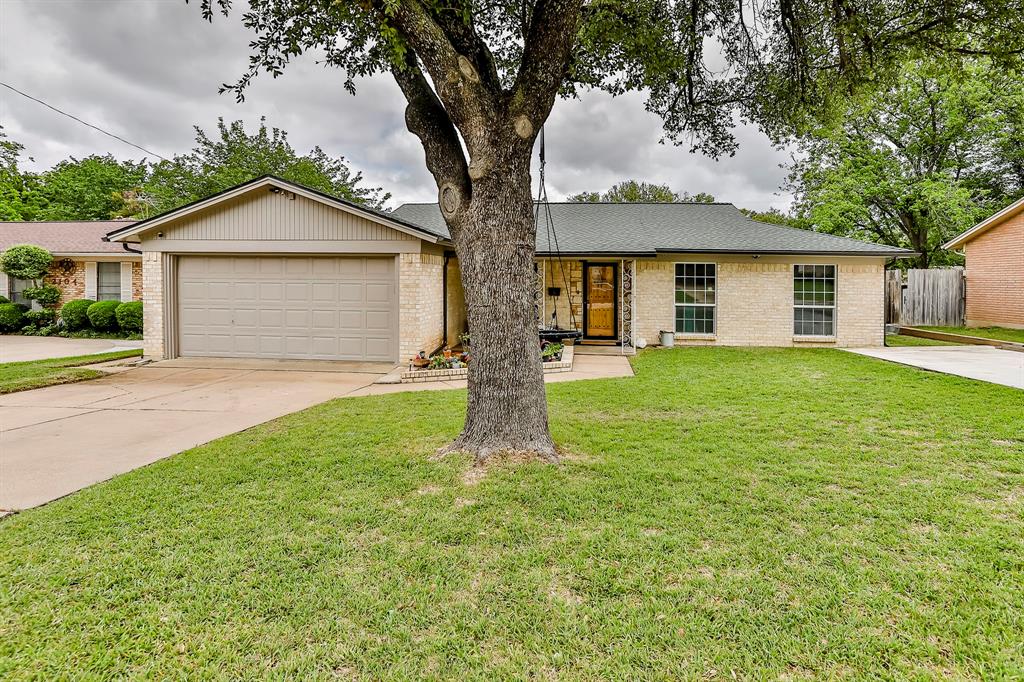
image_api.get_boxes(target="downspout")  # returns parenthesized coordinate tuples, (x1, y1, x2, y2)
(121, 242, 142, 255)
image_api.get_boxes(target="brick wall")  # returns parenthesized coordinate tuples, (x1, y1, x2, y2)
(399, 252, 445, 360)
(540, 259, 582, 329)
(142, 251, 165, 359)
(44, 260, 86, 305)
(42, 258, 143, 306)
(635, 256, 885, 347)
(964, 213, 1024, 328)
(132, 261, 143, 301)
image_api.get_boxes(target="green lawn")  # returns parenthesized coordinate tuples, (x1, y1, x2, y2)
(919, 325, 1024, 344)
(885, 333, 960, 347)
(2, 348, 1023, 678)
(0, 350, 143, 394)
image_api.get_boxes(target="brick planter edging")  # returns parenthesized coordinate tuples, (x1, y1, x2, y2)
(400, 345, 575, 383)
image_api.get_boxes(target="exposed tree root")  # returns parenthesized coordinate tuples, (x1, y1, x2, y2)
(439, 436, 561, 467)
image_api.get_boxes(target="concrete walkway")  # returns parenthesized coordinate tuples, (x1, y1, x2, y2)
(0, 336, 144, 363)
(847, 345, 1024, 390)
(0, 354, 634, 511)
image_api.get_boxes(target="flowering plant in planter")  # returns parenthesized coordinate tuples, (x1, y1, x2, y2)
(541, 341, 564, 362)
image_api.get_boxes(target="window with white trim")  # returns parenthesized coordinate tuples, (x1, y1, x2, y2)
(675, 263, 716, 334)
(793, 264, 836, 336)
(9, 277, 32, 306)
(96, 262, 122, 301)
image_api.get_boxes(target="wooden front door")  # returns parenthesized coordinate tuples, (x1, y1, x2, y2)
(584, 263, 617, 338)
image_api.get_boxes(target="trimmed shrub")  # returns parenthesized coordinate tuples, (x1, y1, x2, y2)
(0, 295, 9, 304)
(0, 244, 52, 281)
(24, 283, 62, 308)
(115, 301, 143, 333)
(24, 308, 57, 328)
(0, 303, 26, 332)
(86, 300, 121, 330)
(61, 298, 96, 330)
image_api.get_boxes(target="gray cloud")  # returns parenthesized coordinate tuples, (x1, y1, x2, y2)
(1, 0, 792, 211)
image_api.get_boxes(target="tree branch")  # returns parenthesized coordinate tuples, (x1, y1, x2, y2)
(390, 53, 471, 230)
(508, 0, 584, 136)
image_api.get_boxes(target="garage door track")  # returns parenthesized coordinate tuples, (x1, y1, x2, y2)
(0, 361, 391, 511)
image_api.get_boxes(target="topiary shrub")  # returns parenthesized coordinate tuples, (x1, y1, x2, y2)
(115, 301, 143, 333)
(86, 300, 121, 331)
(23, 283, 62, 308)
(61, 298, 96, 330)
(0, 244, 52, 282)
(0, 302, 26, 332)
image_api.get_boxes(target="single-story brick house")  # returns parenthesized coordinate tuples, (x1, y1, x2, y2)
(943, 196, 1024, 329)
(0, 221, 143, 307)
(105, 176, 912, 362)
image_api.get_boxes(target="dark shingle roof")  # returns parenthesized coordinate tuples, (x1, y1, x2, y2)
(1, 221, 139, 255)
(390, 202, 914, 256)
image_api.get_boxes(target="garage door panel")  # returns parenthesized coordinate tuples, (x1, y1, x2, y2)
(365, 283, 392, 302)
(179, 256, 397, 361)
(338, 310, 364, 329)
(234, 308, 258, 326)
(311, 310, 336, 328)
(365, 258, 393, 277)
(312, 283, 335, 301)
(258, 259, 284, 275)
(286, 309, 310, 327)
(229, 282, 256, 301)
(365, 310, 391, 330)
(259, 282, 283, 301)
(338, 283, 363, 302)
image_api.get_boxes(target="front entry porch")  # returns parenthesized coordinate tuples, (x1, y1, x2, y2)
(535, 258, 637, 353)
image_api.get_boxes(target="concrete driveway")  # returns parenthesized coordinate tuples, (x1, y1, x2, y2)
(0, 335, 144, 363)
(0, 353, 634, 512)
(847, 345, 1024, 389)
(0, 361, 390, 510)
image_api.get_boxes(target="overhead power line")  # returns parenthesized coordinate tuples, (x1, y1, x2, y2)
(0, 81, 170, 161)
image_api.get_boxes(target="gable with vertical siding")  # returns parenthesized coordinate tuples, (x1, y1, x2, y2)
(159, 190, 418, 242)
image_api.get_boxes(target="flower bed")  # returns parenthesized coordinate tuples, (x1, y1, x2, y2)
(401, 344, 574, 383)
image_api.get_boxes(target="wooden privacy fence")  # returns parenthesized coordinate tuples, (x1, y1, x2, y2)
(885, 267, 965, 327)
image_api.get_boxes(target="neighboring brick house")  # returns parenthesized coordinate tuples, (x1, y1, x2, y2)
(944, 197, 1024, 329)
(106, 176, 912, 362)
(0, 221, 143, 307)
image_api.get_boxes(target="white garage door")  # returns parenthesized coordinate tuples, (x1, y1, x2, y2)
(178, 256, 397, 361)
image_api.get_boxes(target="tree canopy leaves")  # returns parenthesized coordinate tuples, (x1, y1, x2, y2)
(788, 59, 1024, 267)
(200, 0, 1024, 158)
(567, 180, 715, 203)
(0, 119, 387, 221)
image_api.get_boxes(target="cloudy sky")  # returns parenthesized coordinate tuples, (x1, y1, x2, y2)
(0, 0, 793, 211)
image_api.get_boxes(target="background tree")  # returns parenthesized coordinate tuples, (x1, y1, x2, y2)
(146, 118, 388, 211)
(0, 128, 40, 221)
(788, 59, 1022, 268)
(34, 155, 150, 221)
(567, 180, 713, 203)
(186, 2, 1024, 458)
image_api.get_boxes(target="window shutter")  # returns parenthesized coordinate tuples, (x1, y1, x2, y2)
(0, 272, 8, 300)
(85, 262, 97, 300)
(120, 262, 133, 301)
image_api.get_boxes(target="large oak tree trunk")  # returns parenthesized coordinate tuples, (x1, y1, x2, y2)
(442, 156, 557, 463)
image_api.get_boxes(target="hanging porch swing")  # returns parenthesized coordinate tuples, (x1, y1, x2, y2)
(534, 127, 583, 344)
